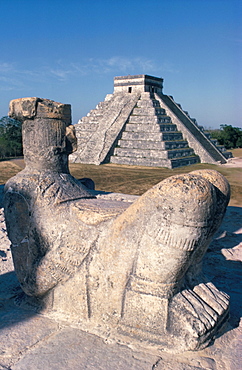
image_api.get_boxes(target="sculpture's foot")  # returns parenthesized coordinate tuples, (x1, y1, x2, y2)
(117, 282, 229, 353)
(14, 290, 53, 313)
(167, 282, 230, 351)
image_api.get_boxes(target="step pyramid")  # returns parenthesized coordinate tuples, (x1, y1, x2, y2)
(70, 75, 232, 168)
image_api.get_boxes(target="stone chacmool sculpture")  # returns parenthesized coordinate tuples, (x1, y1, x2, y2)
(4, 97, 230, 354)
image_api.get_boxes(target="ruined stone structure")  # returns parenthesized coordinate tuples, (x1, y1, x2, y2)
(4, 97, 230, 354)
(70, 75, 231, 168)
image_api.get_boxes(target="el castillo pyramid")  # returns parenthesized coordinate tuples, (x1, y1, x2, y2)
(70, 75, 232, 168)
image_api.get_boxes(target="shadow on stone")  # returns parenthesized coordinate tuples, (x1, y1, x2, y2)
(204, 206, 242, 330)
(0, 270, 36, 331)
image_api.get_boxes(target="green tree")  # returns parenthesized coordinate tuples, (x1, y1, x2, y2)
(0, 137, 9, 158)
(236, 135, 242, 148)
(0, 116, 23, 158)
(209, 124, 242, 149)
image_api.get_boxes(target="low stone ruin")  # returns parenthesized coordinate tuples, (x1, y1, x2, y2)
(4, 97, 230, 354)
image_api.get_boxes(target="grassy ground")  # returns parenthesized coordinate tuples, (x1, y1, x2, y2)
(0, 161, 23, 185)
(69, 162, 242, 207)
(229, 148, 242, 158)
(1, 148, 242, 206)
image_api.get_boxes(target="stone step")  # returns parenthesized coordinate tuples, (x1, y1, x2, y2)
(121, 131, 183, 141)
(132, 107, 166, 116)
(87, 110, 103, 117)
(222, 151, 233, 159)
(125, 123, 177, 133)
(80, 117, 100, 124)
(117, 139, 189, 150)
(110, 155, 200, 169)
(136, 100, 160, 108)
(158, 117, 172, 123)
(163, 140, 189, 149)
(73, 92, 141, 164)
(156, 93, 229, 164)
(74, 132, 93, 146)
(118, 139, 166, 150)
(104, 93, 113, 101)
(175, 105, 193, 121)
(216, 145, 228, 153)
(171, 156, 200, 168)
(96, 101, 110, 109)
(216, 145, 233, 158)
(204, 132, 211, 139)
(113, 148, 167, 159)
(110, 155, 172, 168)
(75, 122, 99, 132)
(128, 116, 172, 124)
(140, 92, 156, 99)
(113, 147, 195, 160)
(203, 135, 230, 158)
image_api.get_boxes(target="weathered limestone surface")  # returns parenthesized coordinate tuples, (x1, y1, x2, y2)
(110, 92, 200, 168)
(114, 74, 163, 94)
(3, 97, 232, 357)
(70, 92, 140, 164)
(155, 94, 229, 164)
(71, 75, 231, 168)
(1, 206, 241, 369)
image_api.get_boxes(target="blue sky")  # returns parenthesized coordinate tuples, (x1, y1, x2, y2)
(0, 0, 241, 128)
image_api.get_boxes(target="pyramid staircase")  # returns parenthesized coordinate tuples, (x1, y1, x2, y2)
(70, 92, 140, 165)
(110, 92, 200, 168)
(70, 77, 232, 169)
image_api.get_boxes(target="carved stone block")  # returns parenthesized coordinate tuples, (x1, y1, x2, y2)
(4, 97, 230, 354)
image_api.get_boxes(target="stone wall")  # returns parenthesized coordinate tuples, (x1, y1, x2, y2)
(114, 74, 163, 94)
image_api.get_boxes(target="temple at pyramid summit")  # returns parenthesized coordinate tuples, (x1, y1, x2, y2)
(70, 75, 232, 168)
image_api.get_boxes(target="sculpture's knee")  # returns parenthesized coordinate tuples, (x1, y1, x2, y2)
(122, 173, 218, 298)
(190, 169, 230, 232)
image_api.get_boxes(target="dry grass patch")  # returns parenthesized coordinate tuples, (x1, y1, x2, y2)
(69, 162, 216, 195)
(0, 161, 24, 185)
(231, 148, 242, 158)
(70, 162, 242, 207)
(1, 158, 241, 207)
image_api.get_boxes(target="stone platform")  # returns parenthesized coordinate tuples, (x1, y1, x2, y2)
(1, 204, 241, 370)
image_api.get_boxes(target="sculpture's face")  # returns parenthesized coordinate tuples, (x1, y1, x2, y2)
(21, 120, 76, 172)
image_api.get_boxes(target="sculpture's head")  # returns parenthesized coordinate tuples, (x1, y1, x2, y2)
(9, 97, 77, 173)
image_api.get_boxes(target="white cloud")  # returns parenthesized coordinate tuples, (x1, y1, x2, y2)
(78, 56, 157, 74)
(0, 57, 178, 92)
(0, 62, 15, 73)
(48, 68, 72, 80)
(0, 60, 70, 91)
(102, 56, 155, 73)
(75, 56, 179, 75)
